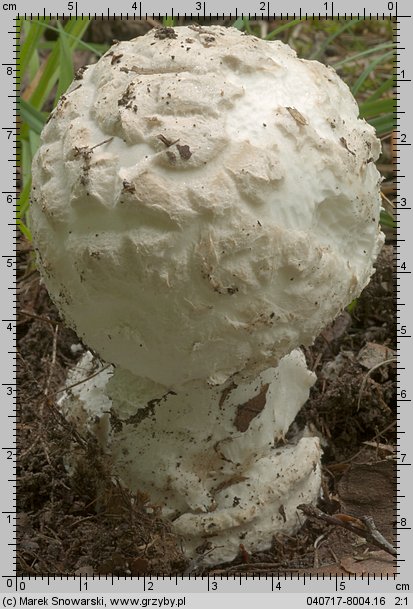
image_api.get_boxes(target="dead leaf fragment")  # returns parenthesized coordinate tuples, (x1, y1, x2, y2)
(340, 551, 395, 575)
(338, 460, 395, 544)
(234, 383, 269, 432)
(286, 106, 308, 125)
(321, 311, 352, 344)
(176, 144, 192, 160)
(358, 342, 395, 370)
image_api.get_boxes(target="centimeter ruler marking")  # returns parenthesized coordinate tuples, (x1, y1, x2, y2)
(393, 0, 406, 581)
(392, 3, 413, 591)
(14, 11, 413, 19)
(0, 0, 410, 593)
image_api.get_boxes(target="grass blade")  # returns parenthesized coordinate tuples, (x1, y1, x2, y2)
(380, 210, 395, 229)
(29, 129, 41, 159)
(310, 18, 362, 60)
(17, 178, 32, 224)
(32, 19, 103, 56)
(232, 17, 253, 33)
(232, 17, 245, 30)
(38, 40, 107, 55)
(55, 21, 75, 105)
(19, 18, 48, 76)
(332, 41, 394, 69)
(28, 18, 91, 110)
(359, 97, 394, 119)
(19, 98, 47, 135)
(368, 113, 394, 135)
(21, 139, 32, 186)
(361, 76, 394, 104)
(162, 16, 175, 26)
(19, 220, 33, 241)
(265, 19, 302, 40)
(351, 50, 394, 95)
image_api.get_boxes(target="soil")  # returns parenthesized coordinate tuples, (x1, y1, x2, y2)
(17, 241, 396, 576)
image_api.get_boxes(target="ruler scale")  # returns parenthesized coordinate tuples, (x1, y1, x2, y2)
(0, 0, 411, 603)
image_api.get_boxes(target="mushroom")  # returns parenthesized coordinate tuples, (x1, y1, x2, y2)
(30, 25, 384, 564)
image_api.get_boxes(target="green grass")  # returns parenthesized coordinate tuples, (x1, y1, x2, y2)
(18, 17, 395, 238)
(162, 16, 176, 27)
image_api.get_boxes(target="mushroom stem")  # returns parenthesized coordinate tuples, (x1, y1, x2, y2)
(61, 349, 321, 564)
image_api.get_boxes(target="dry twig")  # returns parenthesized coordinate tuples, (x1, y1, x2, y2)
(298, 504, 396, 557)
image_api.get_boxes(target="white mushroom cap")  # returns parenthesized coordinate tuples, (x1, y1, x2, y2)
(31, 25, 384, 388)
